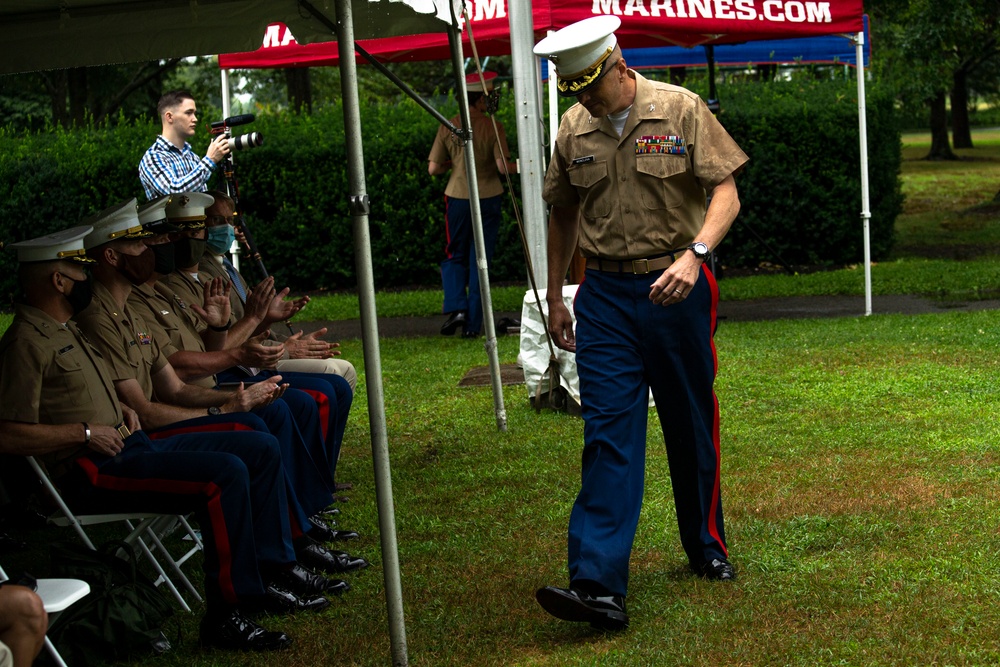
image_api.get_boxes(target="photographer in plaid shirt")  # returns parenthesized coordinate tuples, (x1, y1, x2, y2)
(139, 90, 230, 200)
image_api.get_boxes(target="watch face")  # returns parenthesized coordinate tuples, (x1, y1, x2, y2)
(692, 242, 710, 258)
(208, 406, 221, 416)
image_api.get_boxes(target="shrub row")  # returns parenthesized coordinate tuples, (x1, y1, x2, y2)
(0, 78, 900, 306)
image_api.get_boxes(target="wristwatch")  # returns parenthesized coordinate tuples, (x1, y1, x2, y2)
(207, 406, 222, 416)
(688, 241, 710, 261)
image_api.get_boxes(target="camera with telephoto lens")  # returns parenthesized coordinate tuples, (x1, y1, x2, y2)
(210, 114, 264, 152)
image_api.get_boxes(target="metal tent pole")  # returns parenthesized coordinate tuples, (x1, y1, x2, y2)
(333, 0, 409, 663)
(854, 30, 872, 316)
(218, 67, 242, 271)
(508, 0, 548, 286)
(448, 14, 508, 432)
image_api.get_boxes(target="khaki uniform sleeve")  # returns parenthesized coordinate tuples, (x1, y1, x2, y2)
(428, 125, 453, 165)
(689, 97, 749, 190)
(0, 333, 44, 423)
(542, 121, 580, 209)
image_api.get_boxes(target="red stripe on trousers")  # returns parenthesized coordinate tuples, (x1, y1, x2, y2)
(76, 457, 238, 603)
(703, 264, 727, 557)
(298, 389, 331, 442)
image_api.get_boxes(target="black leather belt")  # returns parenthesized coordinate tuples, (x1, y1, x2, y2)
(585, 254, 675, 274)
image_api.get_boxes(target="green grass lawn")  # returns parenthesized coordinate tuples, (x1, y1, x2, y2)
(37, 307, 996, 666)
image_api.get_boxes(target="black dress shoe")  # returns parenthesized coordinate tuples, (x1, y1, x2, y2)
(311, 512, 338, 528)
(297, 542, 370, 574)
(461, 330, 481, 338)
(318, 506, 341, 517)
(306, 515, 359, 542)
(256, 584, 330, 615)
(440, 311, 466, 335)
(199, 609, 292, 652)
(273, 563, 349, 597)
(696, 558, 735, 581)
(535, 586, 629, 632)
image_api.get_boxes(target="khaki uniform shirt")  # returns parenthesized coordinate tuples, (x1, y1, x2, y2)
(160, 270, 205, 326)
(428, 107, 511, 199)
(0, 303, 123, 478)
(127, 282, 216, 389)
(73, 281, 169, 402)
(543, 72, 749, 260)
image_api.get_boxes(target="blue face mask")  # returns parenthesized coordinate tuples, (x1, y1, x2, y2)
(206, 225, 236, 256)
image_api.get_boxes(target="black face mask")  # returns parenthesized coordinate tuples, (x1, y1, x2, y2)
(150, 243, 176, 275)
(117, 247, 156, 286)
(173, 237, 207, 268)
(65, 275, 93, 316)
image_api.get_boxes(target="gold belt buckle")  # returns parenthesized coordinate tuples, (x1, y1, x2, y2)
(117, 423, 132, 439)
(631, 258, 649, 274)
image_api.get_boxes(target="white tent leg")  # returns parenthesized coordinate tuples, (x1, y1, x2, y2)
(219, 67, 242, 271)
(333, 1, 408, 664)
(447, 18, 508, 433)
(508, 0, 548, 287)
(855, 30, 872, 316)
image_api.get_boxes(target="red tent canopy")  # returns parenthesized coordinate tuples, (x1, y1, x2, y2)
(219, 0, 864, 69)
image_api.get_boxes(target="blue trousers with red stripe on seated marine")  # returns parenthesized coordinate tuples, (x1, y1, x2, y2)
(215, 368, 353, 494)
(568, 264, 727, 598)
(150, 393, 335, 543)
(59, 419, 294, 612)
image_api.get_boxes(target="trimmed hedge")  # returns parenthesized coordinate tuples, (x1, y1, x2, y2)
(0, 78, 900, 306)
(710, 79, 902, 268)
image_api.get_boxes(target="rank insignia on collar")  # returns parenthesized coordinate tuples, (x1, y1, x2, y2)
(648, 104, 655, 112)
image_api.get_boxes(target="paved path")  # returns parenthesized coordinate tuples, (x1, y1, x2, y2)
(297, 294, 1000, 340)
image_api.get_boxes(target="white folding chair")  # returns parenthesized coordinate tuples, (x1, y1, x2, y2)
(0, 561, 90, 667)
(25, 456, 203, 612)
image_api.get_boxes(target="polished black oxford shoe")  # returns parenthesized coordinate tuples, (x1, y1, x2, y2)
(535, 586, 629, 632)
(274, 563, 350, 597)
(199, 609, 292, 652)
(257, 584, 330, 615)
(440, 310, 466, 335)
(306, 515, 360, 542)
(297, 542, 370, 574)
(696, 558, 735, 581)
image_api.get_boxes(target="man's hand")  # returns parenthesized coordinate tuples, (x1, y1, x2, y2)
(244, 276, 277, 323)
(547, 300, 576, 353)
(121, 404, 142, 435)
(191, 276, 232, 329)
(206, 134, 231, 164)
(221, 376, 288, 413)
(236, 332, 285, 369)
(88, 424, 126, 457)
(648, 253, 701, 306)
(285, 328, 340, 360)
(267, 291, 307, 324)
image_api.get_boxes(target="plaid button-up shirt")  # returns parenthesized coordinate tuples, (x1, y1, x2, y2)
(138, 135, 216, 200)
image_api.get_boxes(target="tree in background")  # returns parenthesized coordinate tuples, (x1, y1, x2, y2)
(868, 0, 999, 159)
(0, 60, 180, 130)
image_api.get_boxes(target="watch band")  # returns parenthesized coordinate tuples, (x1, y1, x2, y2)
(82, 422, 91, 445)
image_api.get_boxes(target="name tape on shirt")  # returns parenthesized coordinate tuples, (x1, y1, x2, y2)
(636, 135, 686, 155)
(572, 155, 595, 165)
